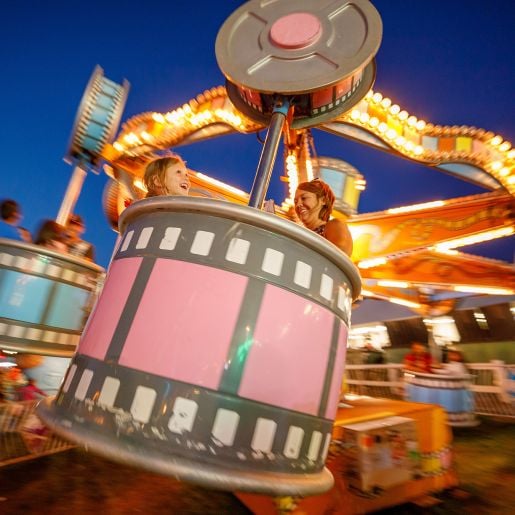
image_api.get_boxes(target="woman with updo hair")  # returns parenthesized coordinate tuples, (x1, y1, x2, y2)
(294, 178, 353, 256)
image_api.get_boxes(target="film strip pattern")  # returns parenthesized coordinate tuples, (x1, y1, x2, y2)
(115, 211, 352, 324)
(446, 411, 478, 427)
(0, 246, 100, 290)
(56, 354, 334, 474)
(405, 375, 473, 390)
(236, 68, 363, 119)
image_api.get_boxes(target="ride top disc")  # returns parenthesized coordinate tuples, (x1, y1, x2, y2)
(216, 0, 382, 128)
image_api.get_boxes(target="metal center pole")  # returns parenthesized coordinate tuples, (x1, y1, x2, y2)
(248, 98, 290, 209)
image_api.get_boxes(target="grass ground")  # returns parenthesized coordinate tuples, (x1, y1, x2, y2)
(0, 416, 513, 514)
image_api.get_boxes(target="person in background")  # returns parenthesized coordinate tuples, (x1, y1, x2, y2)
(435, 348, 469, 376)
(34, 219, 68, 253)
(66, 213, 95, 261)
(294, 179, 353, 256)
(144, 154, 191, 197)
(17, 377, 47, 401)
(0, 198, 30, 241)
(403, 341, 433, 373)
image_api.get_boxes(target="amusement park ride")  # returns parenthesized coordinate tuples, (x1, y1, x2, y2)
(0, 0, 512, 512)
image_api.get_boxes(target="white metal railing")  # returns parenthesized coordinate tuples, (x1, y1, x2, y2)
(0, 399, 73, 466)
(344, 362, 515, 419)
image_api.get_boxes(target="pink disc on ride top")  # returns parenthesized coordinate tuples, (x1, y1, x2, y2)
(269, 12, 322, 49)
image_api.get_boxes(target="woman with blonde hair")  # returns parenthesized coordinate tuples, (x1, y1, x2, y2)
(294, 178, 353, 256)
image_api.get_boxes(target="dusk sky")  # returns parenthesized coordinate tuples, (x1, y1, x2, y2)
(1, 0, 513, 268)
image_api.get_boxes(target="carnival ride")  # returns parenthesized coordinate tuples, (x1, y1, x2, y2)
(0, 0, 511, 512)
(98, 23, 514, 320)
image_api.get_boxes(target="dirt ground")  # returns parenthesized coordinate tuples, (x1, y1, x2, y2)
(0, 416, 513, 514)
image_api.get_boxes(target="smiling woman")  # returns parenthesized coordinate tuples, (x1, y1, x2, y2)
(143, 155, 191, 197)
(294, 179, 353, 257)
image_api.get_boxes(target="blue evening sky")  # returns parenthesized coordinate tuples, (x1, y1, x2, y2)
(1, 0, 513, 267)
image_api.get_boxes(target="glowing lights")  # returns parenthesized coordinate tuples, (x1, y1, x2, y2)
(133, 179, 147, 192)
(195, 172, 247, 197)
(152, 113, 165, 123)
(491, 161, 503, 171)
(214, 108, 242, 128)
(414, 145, 424, 156)
(381, 97, 392, 109)
(372, 92, 383, 103)
(123, 133, 140, 145)
(454, 285, 514, 295)
(415, 120, 426, 131)
(355, 178, 367, 191)
(433, 227, 515, 251)
(499, 142, 511, 152)
(507, 150, 515, 159)
(387, 200, 445, 214)
(113, 142, 124, 151)
(389, 298, 422, 309)
(350, 109, 361, 120)
(285, 153, 299, 200)
(389, 104, 400, 115)
(358, 257, 388, 269)
(305, 158, 314, 182)
(376, 280, 410, 288)
(490, 135, 503, 146)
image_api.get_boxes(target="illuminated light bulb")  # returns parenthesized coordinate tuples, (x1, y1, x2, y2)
(390, 104, 400, 115)
(389, 298, 422, 309)
(407, 116, 418, 126)
(133, 179, 147, 192)
(113, 142, 124, 151)
(365, 90, 373, 100)
(372, 92, 383, 103)
(414, 145, 424, 155)
(508, 150, 515, 159)
(395, 136, 406, 146)
(377, 280, 409, 288)
(183, 104, 192, 114)
(434, 226, 515, 251)
(508, 175, 515, 185)
(490, 135, 503, 146)
(454, 285, 514, 295)
(405, 141, 415, 152)
(359, 112, 370, 123)
(499, 142, 511, 152)
(381, 98, 392, 109)
(369, 117, 379, 127)
(398, 110, 409, 121)
(378, 122, 388, 133)
(358, 257, 388, 269)
(195, 172, 248, 197)
(387, 200, 444, 214)
(499, 167, 510, 177)
(386, 129, 397, 140)
(305, 158, 314, 182)
(152, 113, 165, 123)
(416, 120, 426, 131)
(350, 109, 360, 120)
(140, 131, 152, 141)
(491, 161, 503, 170)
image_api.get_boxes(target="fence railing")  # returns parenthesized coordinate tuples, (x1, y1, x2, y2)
(0, 399, 74, 467)
(344, 362, 515, 419)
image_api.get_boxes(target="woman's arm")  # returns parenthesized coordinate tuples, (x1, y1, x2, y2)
(324, 218, 353, 256)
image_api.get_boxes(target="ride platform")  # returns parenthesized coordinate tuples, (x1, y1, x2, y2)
(237, 396, 458, 514)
